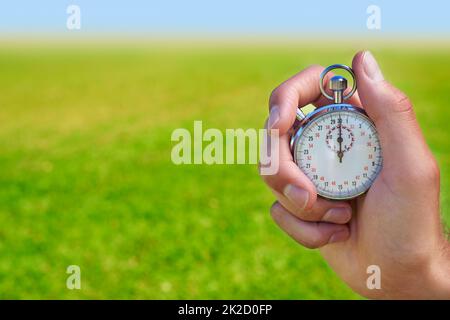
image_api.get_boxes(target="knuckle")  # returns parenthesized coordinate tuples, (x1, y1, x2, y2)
(259, 171, 277, 189)
(269, 64, 324, 107)
(258, 161, 276, 182)
(269, 86, 279, 103)
(383, 82, 414, 114)
(396, 94, 412, 111)
(302, 237, 323, 249)
(302, 228, 325, 249)
(270, 82, 292, 103)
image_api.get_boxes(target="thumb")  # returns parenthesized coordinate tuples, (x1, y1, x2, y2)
(352, 51, 430, 173)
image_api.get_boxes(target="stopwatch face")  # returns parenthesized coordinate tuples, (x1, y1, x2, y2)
(292, 105, 382, 200)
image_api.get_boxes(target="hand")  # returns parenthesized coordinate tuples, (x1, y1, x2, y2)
(261, 51, 450, 299)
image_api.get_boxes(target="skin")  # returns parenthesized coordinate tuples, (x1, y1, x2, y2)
(261, 51, 450, 299)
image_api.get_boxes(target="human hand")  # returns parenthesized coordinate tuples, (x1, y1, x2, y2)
(261, 51, 449, 299)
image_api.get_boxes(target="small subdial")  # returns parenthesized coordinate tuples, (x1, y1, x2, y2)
(325, 125, 355, 154)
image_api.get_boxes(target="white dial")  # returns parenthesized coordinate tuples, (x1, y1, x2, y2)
(293, 107, 382, 200)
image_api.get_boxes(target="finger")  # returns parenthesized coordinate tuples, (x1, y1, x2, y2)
(260, 124, 317, 210)
(271, 189, 352, 224)
(268, 65, 328, 136)
(270, 202, 350, 249)
(352, 51, 433, 175)
(260, 120, 352, 223)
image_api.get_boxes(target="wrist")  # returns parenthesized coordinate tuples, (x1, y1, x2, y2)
(380, 237, 450, 299)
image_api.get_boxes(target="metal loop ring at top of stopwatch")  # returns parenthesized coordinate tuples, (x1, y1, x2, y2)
(319, 64, 357, 101)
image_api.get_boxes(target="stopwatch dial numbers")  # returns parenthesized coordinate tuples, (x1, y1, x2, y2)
(325, 123, 354, 155)
(295, 111, 382, 199)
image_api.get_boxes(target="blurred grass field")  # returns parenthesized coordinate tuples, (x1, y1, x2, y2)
(0, 40, 449, 299)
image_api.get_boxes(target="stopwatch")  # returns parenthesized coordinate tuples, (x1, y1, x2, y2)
(290, 64, 382, 200)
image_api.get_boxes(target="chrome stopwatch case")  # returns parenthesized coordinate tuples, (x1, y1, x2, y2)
(290, 64, 382, 200)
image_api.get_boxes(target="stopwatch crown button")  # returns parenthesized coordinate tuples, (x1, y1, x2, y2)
(329, 75, 348, 91)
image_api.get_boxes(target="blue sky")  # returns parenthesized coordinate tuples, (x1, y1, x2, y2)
(0, 0, 449, 35)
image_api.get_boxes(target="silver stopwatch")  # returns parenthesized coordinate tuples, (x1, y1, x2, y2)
(290, 64, 382, 200)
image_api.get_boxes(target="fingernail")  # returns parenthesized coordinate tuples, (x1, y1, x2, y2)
(283, 184, 309, 210)
(268, 106, 280, 133)
(363, 51, 384, 82)
(328, 229, 349, 244)
(323, 207, 352, 224)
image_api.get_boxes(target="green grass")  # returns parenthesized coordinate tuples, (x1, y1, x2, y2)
(0, 41, 449, 299)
